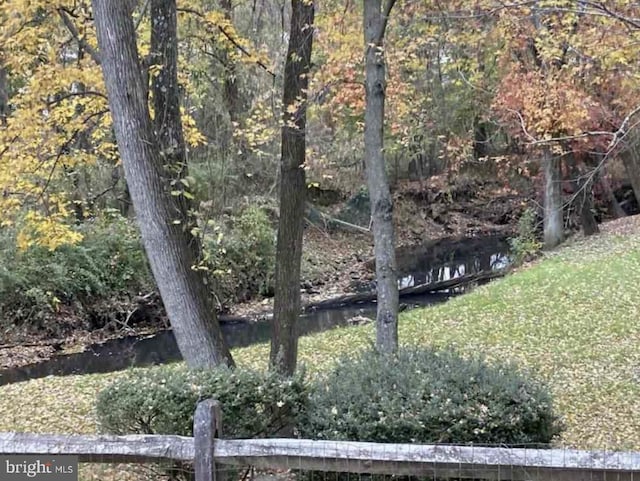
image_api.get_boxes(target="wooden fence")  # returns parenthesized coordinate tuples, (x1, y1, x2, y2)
(1, 399, 639, 481)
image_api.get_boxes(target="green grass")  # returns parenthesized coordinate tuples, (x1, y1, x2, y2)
(1, 231, 640, 451)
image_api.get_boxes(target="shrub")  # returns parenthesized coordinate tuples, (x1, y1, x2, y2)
(0, 213, 152, 332)
(96, 365, 308, 438)
(509, 208, 542, 264)
(204, 206, 275, 306)
(300, 348, 562, 445)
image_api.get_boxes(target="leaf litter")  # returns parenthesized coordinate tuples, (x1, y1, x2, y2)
(1, 217, 640, 455)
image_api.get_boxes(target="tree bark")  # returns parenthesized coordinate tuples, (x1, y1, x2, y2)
(595, 158, 626, 218)
(220, 0, 241, 124)
(578, 182, 599, 236)
(363, 0, 399, 353)
(567, 154, 599, 236)
(473, 117, 489, 161)
(621, 134, 640, 206)
(0, 65, 7, 126)
(92, 0, 234, 368)
(150, 0, 188, 181)
(270, 0, 315, 376)
(542, 146, 564, 248)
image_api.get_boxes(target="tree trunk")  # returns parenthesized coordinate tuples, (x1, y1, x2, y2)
(0, 65, 7, 126)
(220, 0, 241, 124)
(270, 0, 315, 376)
(567, 153, 599, 236)
(364, 0, 399, 353)
(594, 157, 626, 218)
(542, 146, 564, 248)
(579, 191, 599, 236)
(150, 0, 188, 179)
(621, 136, 640, 206)
(92, 0, 234, 368)
(473, 117, 489, 161)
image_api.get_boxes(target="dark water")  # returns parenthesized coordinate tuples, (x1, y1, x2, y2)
(0, 293, 450, 386)
(397, 236, 510, 288)
(0, 235, 510, 386)
(354, 235, 510, 291)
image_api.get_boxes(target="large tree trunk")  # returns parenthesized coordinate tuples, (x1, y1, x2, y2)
(364, 0, 399, 353)
(93, 0, 234, 368)
(542, 146, 564, 248)
(270, 0, 315, 376)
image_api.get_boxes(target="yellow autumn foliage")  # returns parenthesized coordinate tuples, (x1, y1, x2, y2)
(0, 0, 225, 250)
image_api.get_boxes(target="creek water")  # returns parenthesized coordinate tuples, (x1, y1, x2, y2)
(0, 235, 510, 386)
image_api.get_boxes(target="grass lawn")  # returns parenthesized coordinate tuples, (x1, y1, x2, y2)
(1, 225, 639, 451)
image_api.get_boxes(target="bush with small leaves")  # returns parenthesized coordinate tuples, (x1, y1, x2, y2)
(96, 365, 308, 439)
(204, 205, 275, 306)
(300, 347, 562, 445)
(0, 212, 152, 333)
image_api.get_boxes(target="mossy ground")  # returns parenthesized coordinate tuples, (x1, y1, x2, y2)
(1, 224, 639, 457)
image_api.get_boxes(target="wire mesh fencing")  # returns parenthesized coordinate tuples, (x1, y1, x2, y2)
(67, 438, 640, 481)
(209, 440, 640, 481)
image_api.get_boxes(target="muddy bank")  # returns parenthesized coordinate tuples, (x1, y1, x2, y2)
(0, 177, 526, 370)
(0, 232, 512, 375)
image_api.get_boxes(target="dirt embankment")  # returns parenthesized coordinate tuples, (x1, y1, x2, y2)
(237, 176, 528, 317)
(0, 177, 528, 369)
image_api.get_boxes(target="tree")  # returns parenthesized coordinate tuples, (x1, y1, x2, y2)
(567, 152, 599, 236)
(270, 0, 315, 375)
(363, 0, 398, 353)
(0, 1, 108, 249)
(92, 0, 234, 368)
(620, 130, 640, 206)
(541, 145, 564, 247)
(490, 1, 640, 243)
(0, 64, 7, 126)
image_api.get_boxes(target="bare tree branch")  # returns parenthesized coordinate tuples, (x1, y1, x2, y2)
(0, 136, 18, 161)
(57, 8, 101, 65)
(134, 0, 151, 32)
(377, 0, 398, 43)
(504, 103, 640, 150)
(611, 104, 640, 149)
(581, 1, 640, 31)
(46, 90, 108, 107)
(177, 6, 275, 77)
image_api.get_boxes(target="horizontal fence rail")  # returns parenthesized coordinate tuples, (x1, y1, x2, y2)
(0, 432, 195, 463)
(2, 433, 640, 479)
(1, 400, 640, 481)
(213, 439, 640, 474)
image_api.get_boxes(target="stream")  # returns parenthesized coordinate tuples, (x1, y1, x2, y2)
(0, 235, 510, 386)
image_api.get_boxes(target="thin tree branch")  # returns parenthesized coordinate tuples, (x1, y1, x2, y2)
(36, 130, 80, 203)
(376, 0, 398, 43)
(581, 1, 640, 31)
(612, 103, 640, 149)
(57, 8, 101, 65)
(504, 103, 640, 150)
(177, 6, 275, 77)
(46, 90, 108, 107)
(504, 108, 537, 143)
(89, 181, 118, 204)
(134, 0, 151, 32)
(0, 136, 18, 160)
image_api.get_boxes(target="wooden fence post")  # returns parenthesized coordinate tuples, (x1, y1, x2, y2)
(194, 399, 224, 481)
